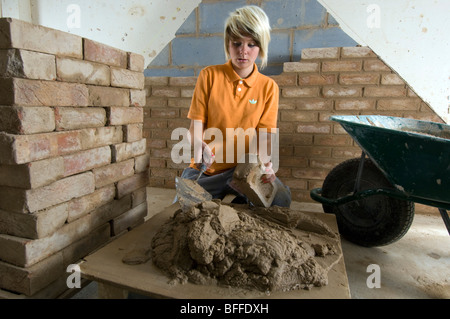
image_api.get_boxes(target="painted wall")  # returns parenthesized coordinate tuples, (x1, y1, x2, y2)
(146, 0, 358, 76)
(318, 0, 449, 122)
(0, 0, 201, 68)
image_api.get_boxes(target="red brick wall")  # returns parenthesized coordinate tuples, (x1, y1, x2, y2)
(145, 46, 442, 203)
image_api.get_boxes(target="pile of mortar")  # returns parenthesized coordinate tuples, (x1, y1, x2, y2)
(150, 200, 341, 293)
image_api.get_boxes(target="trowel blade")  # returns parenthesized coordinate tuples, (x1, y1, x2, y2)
(175, 176, 212, 211)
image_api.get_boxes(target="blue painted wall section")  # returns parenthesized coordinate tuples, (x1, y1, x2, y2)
(144, 0, 358, 77)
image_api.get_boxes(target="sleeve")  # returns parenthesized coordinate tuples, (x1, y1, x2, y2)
(187, 68, 210, 124)
(257, 79, 279, 132)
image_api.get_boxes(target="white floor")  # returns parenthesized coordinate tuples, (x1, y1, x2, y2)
(71, 188, 450, 299)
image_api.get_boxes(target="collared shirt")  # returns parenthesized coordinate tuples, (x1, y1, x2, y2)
(188, 60, 279, 175)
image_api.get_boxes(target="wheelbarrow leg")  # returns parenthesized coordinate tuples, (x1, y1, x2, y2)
(438, 208, 450, 235)
(353, 151, 366, 193)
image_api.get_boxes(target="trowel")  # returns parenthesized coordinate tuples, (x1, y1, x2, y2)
(175, 163, 212, 211)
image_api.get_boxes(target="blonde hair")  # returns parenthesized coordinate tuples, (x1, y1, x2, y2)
(224, 6, 271, 69)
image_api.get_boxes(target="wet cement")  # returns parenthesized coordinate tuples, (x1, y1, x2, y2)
(149, 200, 341, 293)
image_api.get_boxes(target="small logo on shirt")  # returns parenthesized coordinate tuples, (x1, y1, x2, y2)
(249, 99, 257, 105)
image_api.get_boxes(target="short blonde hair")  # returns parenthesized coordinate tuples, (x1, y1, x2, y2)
(224, 6, 271, 69)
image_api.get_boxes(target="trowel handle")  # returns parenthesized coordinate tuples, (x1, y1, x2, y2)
(195, 163, 207, 181)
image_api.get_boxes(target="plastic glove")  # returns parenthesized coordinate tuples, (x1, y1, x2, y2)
(261, 161, 276, 184)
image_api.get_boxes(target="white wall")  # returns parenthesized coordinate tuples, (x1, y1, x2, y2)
(1, 0, 201, 68)
(318, 0, 450, 123)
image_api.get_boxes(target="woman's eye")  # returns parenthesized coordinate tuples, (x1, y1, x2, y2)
(248, 43, 256, 48)
(233, 42, 242, 47)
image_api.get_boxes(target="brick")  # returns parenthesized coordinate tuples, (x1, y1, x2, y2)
(0, 18, 82, 59)
(93, 159, 135, 188)
(0, 131, 82, 165)
(63, 146, 111, 177)
(279, 156, 308, 167)
(381, 74, 405, 85)
(341, 47, 376, 58)
(66, 185, 115, 223)
(0, 251, 63, 295)
(322, 60, 362, 72)
(0, 200, 68, 239)
(297, 99, 333, 110)
(364, 59, 391, 72)
(0, 78, 88, 107)
(168, 98, 192, 108)
(0, 106, 55, 134)
(151, 87, 180, 98)
(294, 146, 331, 158)
(0, 157, 64, 189)
(364, 87, 406, 97)
(111, 202, 147, 235)
(130, 89, 146, 106)
(283, 62, 319, 73)
(270, 74, 297, 86)
(0, 212, 95, 267)
(116, 171, 149, 199)
(296, 124, 331, 134)
(56, 57, 110, 86)
(292, 168, 329, 180)
(111, 139, 146, 162)
(89, 195, 132, 230)
(131, 187, 147, 207)
(111, 67, 144, 89)
(282, 87, 319, 98)
(79, 126, 123, 150)
(323, 87, 362, 98)
(314, 135, 352, 146)
(298, 74, 336, 86)
(88, 85, 129, 107)
(123, 123, 143, 142)
(54, 107, 106, 131)
(145, 76, 169, 86)
(84, 38, 127, 68)
(335, 99, 375, 110)
(0, 171, 95, 214)
(127, 52, 145, 72)
(169, 76, 197, 86)
(377, 99, 420, 111)
(301, 47, 339, 60)
(108, 107, 143, 125)
(134, 153, 150, 173)
(280, 111, 317, 122)
(339, 74, 379, 85)
(0, 49, 56, 80)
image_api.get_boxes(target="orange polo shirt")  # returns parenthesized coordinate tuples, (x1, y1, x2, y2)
(187, 60, 279, 175)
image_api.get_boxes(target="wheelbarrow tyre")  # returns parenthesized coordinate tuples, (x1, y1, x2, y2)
(321, 158, 415, 247)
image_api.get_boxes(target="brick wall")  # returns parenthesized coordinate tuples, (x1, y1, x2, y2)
(0, 18, 148, 298)
(145, 46, 443, 204)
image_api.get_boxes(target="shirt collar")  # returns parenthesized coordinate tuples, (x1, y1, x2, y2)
(224, 60, 259, 87)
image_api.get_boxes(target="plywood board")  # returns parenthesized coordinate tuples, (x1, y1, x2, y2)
(80, 203, 350, 299)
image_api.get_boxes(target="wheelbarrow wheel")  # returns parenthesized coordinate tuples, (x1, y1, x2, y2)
(322, 158, 415, 247)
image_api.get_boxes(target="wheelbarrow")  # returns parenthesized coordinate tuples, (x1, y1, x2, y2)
(310, 115, 450, 247)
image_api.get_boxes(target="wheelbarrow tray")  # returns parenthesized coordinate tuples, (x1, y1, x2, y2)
(330, 115, 450, 207)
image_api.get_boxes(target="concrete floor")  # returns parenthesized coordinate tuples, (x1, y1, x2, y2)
(71, 188, 450, 299)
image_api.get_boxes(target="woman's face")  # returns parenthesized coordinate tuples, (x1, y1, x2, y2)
(228, 36, 260, 78)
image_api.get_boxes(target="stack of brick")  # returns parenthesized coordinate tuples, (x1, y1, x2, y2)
(144, 46, 442, 204)
(0, 18, 148, 298)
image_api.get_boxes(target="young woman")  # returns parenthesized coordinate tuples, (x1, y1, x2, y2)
(180, 5, 291, 207)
